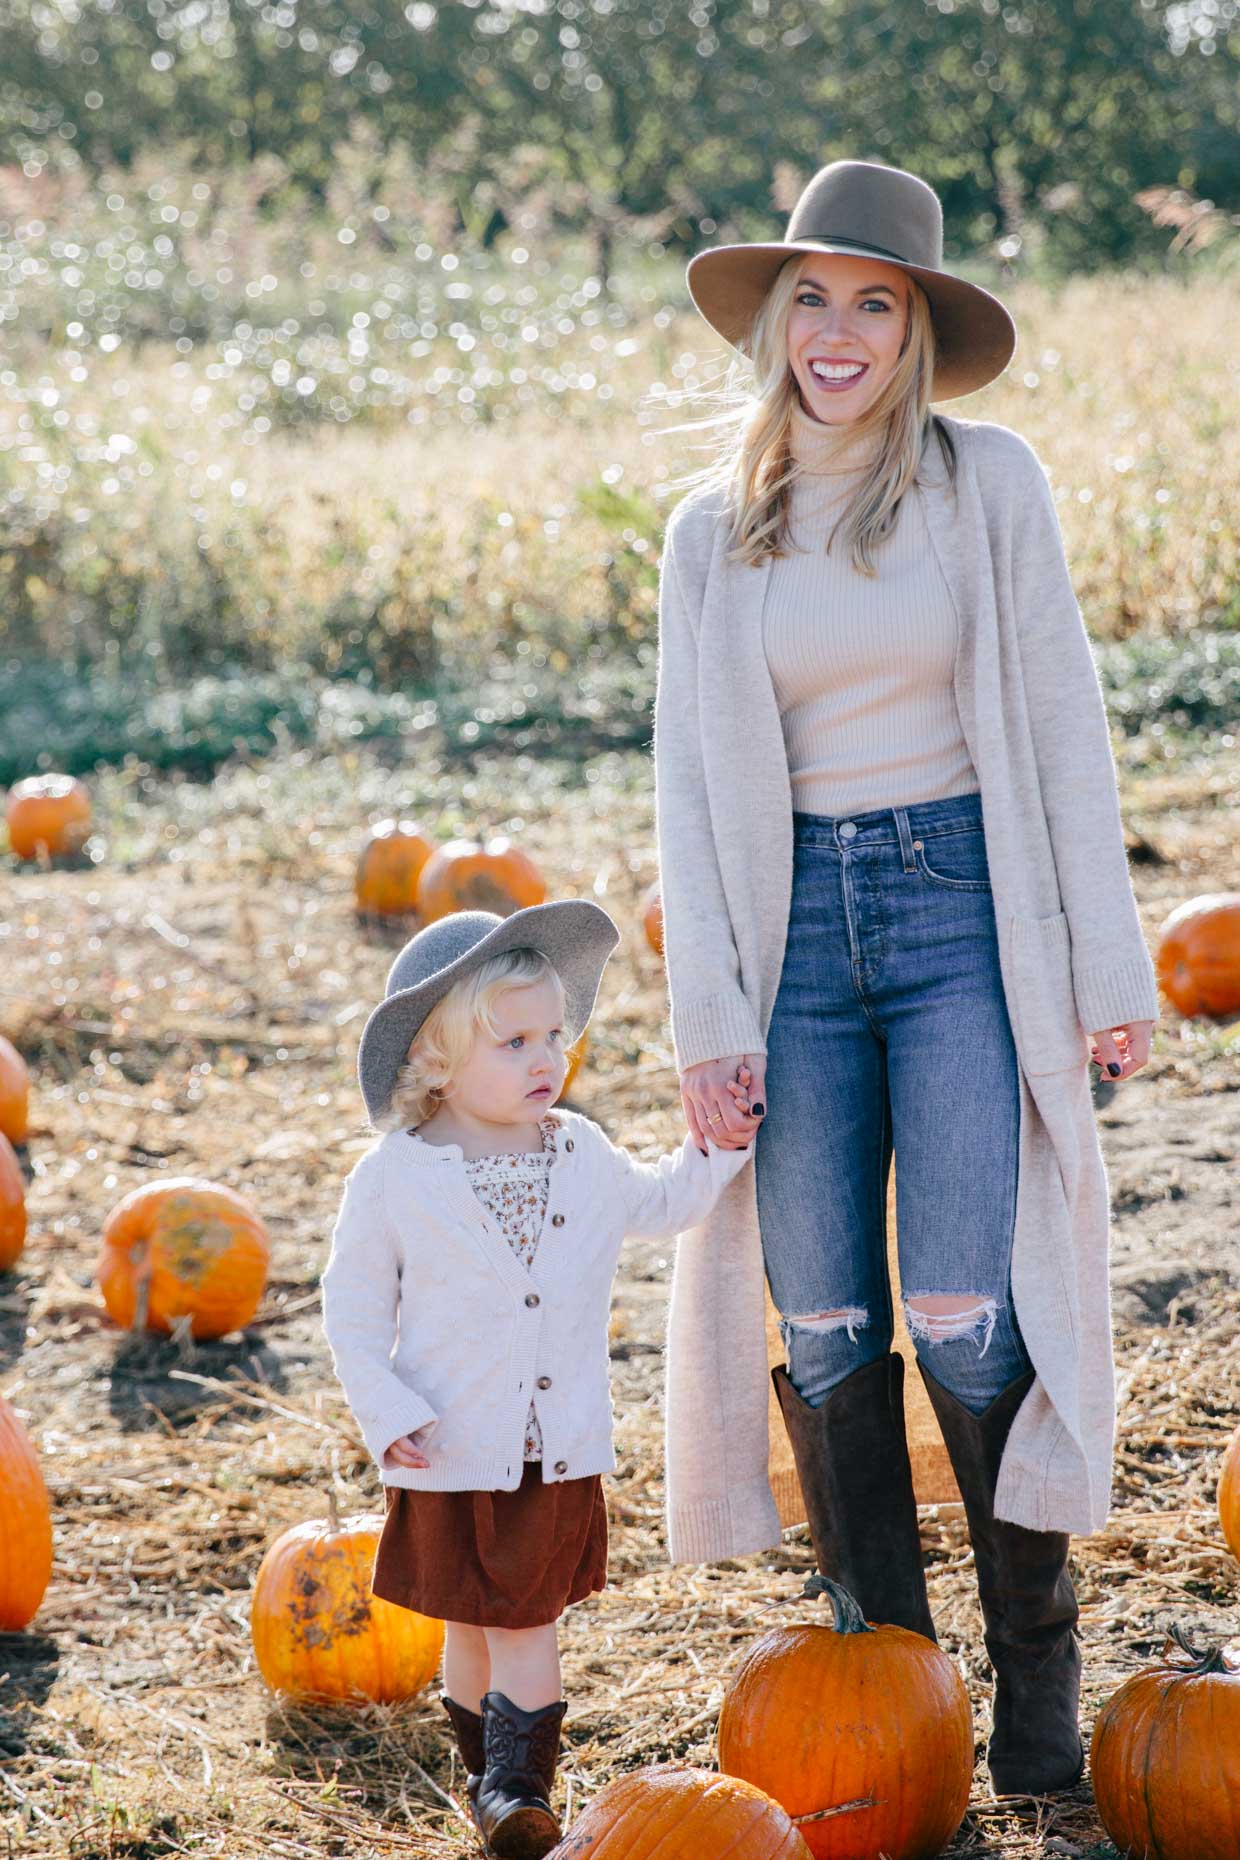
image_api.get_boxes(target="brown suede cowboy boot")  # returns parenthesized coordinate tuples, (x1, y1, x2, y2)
(475, 1691, 566, 1859)
(917, 1362, 1084, 1797)
(772, 1351, 937, 1640)
(440, 1695, 485, 1824)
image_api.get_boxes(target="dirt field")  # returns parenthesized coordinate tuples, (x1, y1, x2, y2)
(1, 739, 1237, 1858)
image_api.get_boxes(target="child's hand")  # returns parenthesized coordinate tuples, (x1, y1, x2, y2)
(383, 1429, 432, 1470)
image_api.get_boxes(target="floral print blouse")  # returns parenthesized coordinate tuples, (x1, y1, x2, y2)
(410, 1115, 556, 1462)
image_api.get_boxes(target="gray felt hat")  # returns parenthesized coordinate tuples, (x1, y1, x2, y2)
(356, 900, 620, 1125)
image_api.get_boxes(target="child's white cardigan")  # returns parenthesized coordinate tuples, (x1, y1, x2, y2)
(321, 1107, 751, 1492)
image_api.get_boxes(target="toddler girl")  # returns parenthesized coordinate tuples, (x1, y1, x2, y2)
(321, 900, 757, 1857)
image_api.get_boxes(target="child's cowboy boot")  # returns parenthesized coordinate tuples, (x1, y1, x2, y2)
(475, 1691, 566, 1859)
(440, 1695, 485, 1824)
(917, 1362, 1085, 1798)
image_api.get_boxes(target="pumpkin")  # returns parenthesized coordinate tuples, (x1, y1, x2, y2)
(416, 836, 547, 924)
(355, 818, 435, 916)
(551, 1763, 811, 1859)
(0, 1134, 27, 1273)
(717, 1578, 972, 1860)
(97, 1177, 271, 1339)
(0, 1036, 29, 1146)
(0, 1394, 53, 1630)
(251, 1509, 444, 1702)
(5, 773, 92, 861)
(642, 883, 664, 958)
(557, 1030, 588, 1103)
(1090, 1626, 1240, 1860)
(1155, 892, 1240, 1019)
(1219, 1423, 1240, 1562)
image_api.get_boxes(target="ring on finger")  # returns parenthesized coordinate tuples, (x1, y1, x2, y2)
(707, 1111, 724, 1124)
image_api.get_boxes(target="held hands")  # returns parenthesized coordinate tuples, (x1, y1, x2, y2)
(383, 1428, 432, 1471)
(680, 1055, 766, 1152)
(1088, 1020, 1154, 1081)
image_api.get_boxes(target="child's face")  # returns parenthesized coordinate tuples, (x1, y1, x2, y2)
(451, 974, 569, 1126)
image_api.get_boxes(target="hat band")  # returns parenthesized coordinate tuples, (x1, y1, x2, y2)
(793, 233, 916, 266)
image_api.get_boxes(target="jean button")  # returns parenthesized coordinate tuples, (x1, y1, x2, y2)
(839, 821, 857, 840)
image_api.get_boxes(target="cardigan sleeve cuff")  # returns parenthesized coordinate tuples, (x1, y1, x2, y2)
(670, 989, 766, 1072)
(361, 1390, 439, 1469)
(1072, 950, 1160, 1036)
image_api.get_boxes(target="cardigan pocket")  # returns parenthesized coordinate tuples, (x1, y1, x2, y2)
(1007, 912, 1089, 1076)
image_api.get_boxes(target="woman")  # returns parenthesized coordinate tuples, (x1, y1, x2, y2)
(653, 158, 1158, 1799)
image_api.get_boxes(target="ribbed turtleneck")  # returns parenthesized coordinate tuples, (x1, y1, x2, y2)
(761, 403, 978, 818)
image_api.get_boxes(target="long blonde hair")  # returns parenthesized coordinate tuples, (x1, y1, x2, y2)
(670, 253, 957, 574)
(372, 946, 564, 1133)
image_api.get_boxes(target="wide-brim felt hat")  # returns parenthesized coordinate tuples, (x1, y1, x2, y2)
(686, 158, 1016, 401)
(357, 899, 620, 1126)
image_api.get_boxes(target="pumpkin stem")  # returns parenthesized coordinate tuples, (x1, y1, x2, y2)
(800, 1574, 875, 1634)
(1163, 1623, 1237, 1676)
(326, 1487, 341, 1533)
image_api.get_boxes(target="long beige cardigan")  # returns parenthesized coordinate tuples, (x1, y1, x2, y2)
(654, 414, 1160, 1565)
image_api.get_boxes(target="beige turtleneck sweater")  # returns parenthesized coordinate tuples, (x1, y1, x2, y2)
(761, 402, 979, 818)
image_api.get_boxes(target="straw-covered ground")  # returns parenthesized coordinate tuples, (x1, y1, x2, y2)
(1, 735, 1237, 1858)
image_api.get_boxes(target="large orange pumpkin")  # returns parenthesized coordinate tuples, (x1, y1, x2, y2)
(1090, 1626, 1240, 1860)
(251, 1511, 444, 1702)
(551, 1764, 811, 1859)
(1219, 1424, 1240, 1563)
(416, 837, 547, 924)
(557, 1030, 588, 1102)
(0, 1035, 29, 1146)
(355, 818, 435, 916)
(1155, 893, 1240, 1019)
(96, 1177, 271, 1339)
(717, 1579, 972, 1860)
(0, 1394, 53, 1630)
(642, 883, 664, 958)
(0, 1134, 27, 1273)
(5, 773, 92, 860)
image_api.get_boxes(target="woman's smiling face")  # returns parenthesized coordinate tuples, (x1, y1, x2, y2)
(785, 251, 911, 424)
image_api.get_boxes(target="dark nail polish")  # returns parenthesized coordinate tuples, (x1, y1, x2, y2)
(1107, 1063, 1121, 1077)
(751, 1102, 765, 1116)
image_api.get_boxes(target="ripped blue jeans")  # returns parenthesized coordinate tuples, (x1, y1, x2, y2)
(754, 793, 1032, 1415)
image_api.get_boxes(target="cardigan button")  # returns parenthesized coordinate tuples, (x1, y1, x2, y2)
(525, 1292, 540, 1308)
(551, 1212, 565, 1227)
(554, 1460, 568, 1475)
(537, 1375, 552, 1390)
(564, 1137, 574, 1151)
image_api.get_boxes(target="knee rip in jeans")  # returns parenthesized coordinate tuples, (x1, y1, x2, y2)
(784, 1306, 870, 1345)
(903, 1294, 999, 1357)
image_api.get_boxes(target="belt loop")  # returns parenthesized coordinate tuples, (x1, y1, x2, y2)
(894, 807, 917, 872)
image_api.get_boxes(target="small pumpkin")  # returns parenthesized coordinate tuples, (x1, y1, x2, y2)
(355, 818, 435, 916)
(642, 883, 664, 958)
(551, 1763, 811, 1858)
(1090, 1625, 1240, 1860)
(97, 1176, 271, 1339)
(416, 837, 547, 925)
(251, 1509, 444, 1702)
(718, 1578, 972, 1860)
(1219, 1424, 1240, 1563)
(556, 1029, 588, 1103)
(0, 1134, 27, 1273)
(5, 773, 92, 861)
(0, 1393, 53, 1630)
(1155, 892, 1240, 1019)
(0, 1036, 29, 1146)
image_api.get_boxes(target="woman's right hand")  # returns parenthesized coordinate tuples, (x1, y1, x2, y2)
(383, 1429, 431, 1470)
(680, 1054, 766, 1151)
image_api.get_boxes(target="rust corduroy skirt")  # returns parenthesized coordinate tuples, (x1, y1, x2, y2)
(371, 1461, 609, 1629)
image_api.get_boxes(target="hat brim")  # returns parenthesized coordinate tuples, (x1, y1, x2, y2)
(685, 240, 1016, 401)
(356, 899, 620, 1126)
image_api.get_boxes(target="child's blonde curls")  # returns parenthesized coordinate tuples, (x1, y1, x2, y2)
(372, 945, 565, 1133)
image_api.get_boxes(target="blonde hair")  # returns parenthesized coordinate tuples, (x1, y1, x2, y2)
(669, 253, 957, 574)
(373, 946, 565, 1133)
